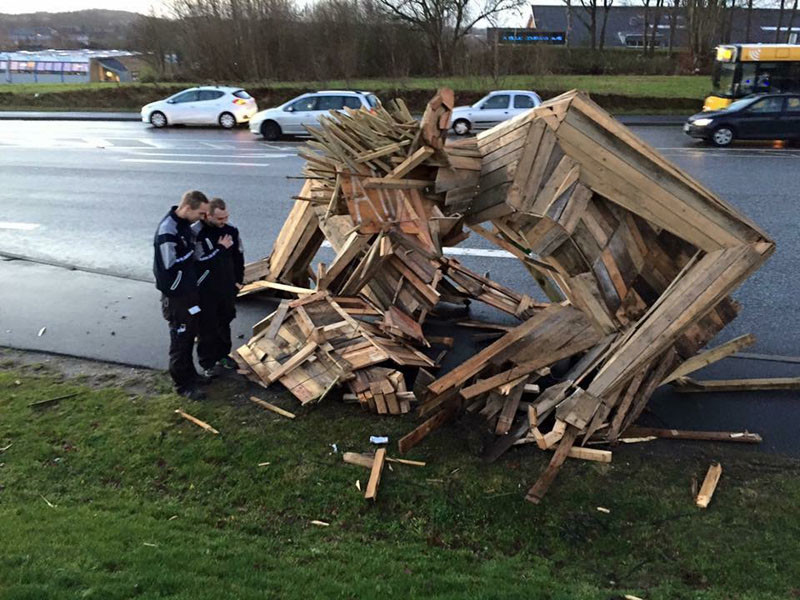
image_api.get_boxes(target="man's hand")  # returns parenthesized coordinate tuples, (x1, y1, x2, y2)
(218, 234, 233, 249)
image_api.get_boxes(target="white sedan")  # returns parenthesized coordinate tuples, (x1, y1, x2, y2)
(141, 86, 258, 129)
(450, 90, 542, 136)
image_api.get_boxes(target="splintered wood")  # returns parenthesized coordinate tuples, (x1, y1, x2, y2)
(236, 88, 775, 503)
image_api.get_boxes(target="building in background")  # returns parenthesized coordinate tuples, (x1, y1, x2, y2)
(0, 49, 143, 83)
(496, 4, 800, 49)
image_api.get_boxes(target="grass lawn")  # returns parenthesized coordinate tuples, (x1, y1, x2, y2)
(1, 354, 798, 599)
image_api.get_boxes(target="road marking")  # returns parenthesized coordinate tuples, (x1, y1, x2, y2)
(201, 142, 227, 149)
(83, 137, 113, 148)
(120, 159, 271, 167)
(136, 138, 164, 148)
(0, 221, 41, 231)
(321, 241, 514, 259)
(123, 152, 296, 158)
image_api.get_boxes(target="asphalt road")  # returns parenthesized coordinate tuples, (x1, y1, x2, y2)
(2, 120, 799, 453)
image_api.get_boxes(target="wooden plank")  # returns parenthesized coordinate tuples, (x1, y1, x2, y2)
(249, 396, 296, 419)
(622, 426, 762, 443)
(495, 380, 525, 435)
(387, 146, 435, 179)
(397, 402, 458, 454)
(696, 462, 723, 508)
(364, 448, 386, 501)
(673, 377, 800, 393)
(175, 409, 219, 435)
(525, 425, 579, 504)
(662, 334, 756, 384)
(266, 341, 319, 384)
(239, 280, 317, 297)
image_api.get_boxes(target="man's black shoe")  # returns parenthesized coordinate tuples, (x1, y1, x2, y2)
(176, 386, 207, 401)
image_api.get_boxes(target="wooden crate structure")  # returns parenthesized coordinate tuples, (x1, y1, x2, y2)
(237, 89, 774, 503)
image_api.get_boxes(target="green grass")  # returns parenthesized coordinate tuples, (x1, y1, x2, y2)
(0, 75, 709, 98)
(1, 366, 799, 599)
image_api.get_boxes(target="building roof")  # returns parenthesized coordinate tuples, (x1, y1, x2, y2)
(0, 49, 136, 63)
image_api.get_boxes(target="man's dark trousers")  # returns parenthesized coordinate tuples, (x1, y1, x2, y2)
(197, 293, 236, 370)
(161, 294, 200, 390)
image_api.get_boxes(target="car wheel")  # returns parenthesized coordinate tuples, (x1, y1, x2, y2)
(149, 111, 167, 128)
(218, 112, 237, 129)
(711, 125, 734, 147)
(453, 119, 471, 136)
(260, 120, 282, 141)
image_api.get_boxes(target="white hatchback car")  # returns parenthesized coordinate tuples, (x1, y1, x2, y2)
(451, 90, 542, 135)
(250, 90, 381, 140)
(141, 86, 258, 129)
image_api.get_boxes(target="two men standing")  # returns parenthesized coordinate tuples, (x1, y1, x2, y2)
(153, 191, 244, 399)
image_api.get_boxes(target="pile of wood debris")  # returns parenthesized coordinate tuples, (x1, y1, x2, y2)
(233, 89, 775, 503)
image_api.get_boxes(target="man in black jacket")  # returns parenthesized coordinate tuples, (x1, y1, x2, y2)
(193, 197, 245, 377)
(153, 190, 219, 399)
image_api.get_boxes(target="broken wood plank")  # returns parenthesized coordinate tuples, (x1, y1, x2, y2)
(662, 334, 756, 384)
(622, 426, 762, 443)
(673, 376, 800, 393)
(696, 462, 722, 508)
(364, 448, 386, 500)
(249, 396, 296, 419)
(175, 409, 219, 435)
(398, 402, 458, 454)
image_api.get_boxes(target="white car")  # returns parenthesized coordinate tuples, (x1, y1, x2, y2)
(250, 90, 381, 140)
(450, 90, 542, 136)
(141, 86, 258, 129)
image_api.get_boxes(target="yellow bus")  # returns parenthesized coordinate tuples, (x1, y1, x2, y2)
(704, 44, 800, 111)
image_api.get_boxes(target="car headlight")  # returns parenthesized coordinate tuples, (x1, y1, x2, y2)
(692, 118, 713, 127)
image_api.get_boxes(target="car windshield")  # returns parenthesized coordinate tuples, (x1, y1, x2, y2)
(233, 90, 252, 99)
(366, 94, 380, 108)
(725, 96, 758, 111)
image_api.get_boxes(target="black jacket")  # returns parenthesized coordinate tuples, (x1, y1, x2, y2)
(153, 207, 198, 297)
(193, 222, 245, 297)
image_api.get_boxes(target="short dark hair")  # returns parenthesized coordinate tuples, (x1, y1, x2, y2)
(209, 197, 227, 213)
(180, 190, 209, 209)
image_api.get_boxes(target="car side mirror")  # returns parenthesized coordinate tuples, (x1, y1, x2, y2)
(284, 106, 294, 112)
(167, 99, 175, 104)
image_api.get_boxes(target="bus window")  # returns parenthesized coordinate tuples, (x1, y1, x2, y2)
(713, 62, 737, 97)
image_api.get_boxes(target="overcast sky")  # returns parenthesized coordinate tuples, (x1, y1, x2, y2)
(3, 1, 170, 15)
(3, 0, 539, 24)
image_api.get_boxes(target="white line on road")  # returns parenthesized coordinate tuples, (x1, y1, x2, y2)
(321, 241, 514, 259)
(201, 142, 227, 149)
(123, 152, 296, 158)
(0, 222, 41, 231)
(83, 137, 113, 148)
(120, 159, 271, 167)
(136, 138, 164, 148)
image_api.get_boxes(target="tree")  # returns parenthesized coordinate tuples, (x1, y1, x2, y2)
(373, 0, 526, 74)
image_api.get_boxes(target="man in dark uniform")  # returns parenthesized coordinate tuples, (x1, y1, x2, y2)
(153, 190, 215, 399)
(193, 197, 244, 377)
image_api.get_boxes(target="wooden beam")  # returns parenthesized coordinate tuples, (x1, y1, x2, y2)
(696, 462, 722, 508)
(662, 334, 756, 384)
(397, 402, 458, 454)
(175, 409, 219, 435)
(622, 426, 762, 443)
(249, 396, 296, 419)
(364, 448, 386, 501)
(673, 376, 800, 393)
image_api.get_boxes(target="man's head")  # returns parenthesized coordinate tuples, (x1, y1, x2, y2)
(176, 190, 210, 223)
(206, 198, 229, 228)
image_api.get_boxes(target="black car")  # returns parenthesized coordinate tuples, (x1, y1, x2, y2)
(684, 93, 800, 147)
